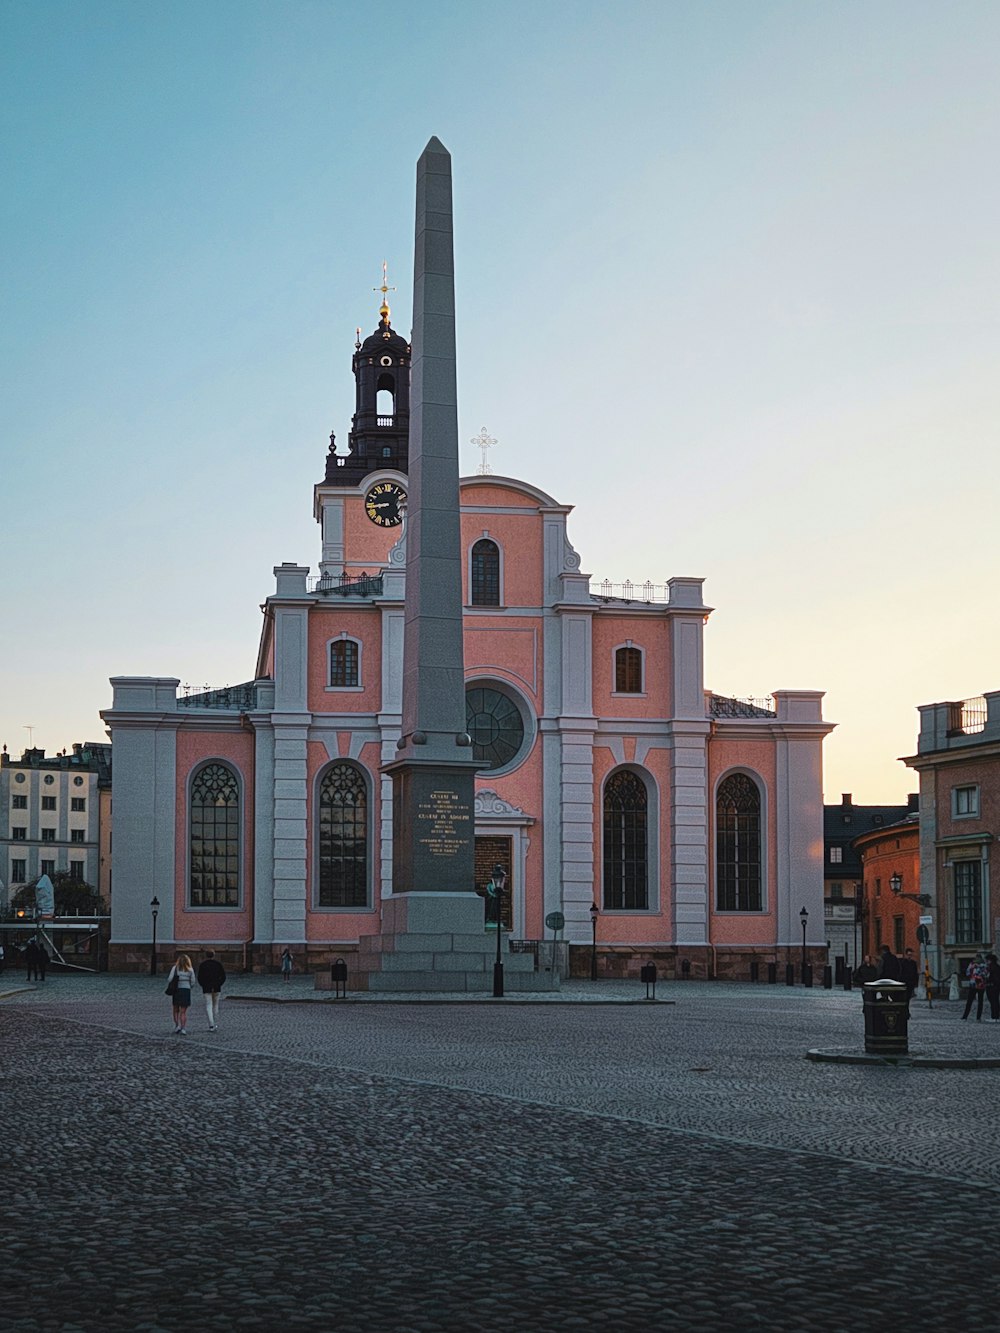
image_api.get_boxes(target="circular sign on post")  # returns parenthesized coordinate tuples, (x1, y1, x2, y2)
(915, 924, 930, 944)
(545, 911, 565, 932)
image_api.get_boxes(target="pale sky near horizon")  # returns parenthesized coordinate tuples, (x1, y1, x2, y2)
(3, 1, 999, 803)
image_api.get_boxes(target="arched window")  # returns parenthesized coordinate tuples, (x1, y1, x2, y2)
(190, 763, 240, 907)
(603, 769, 648, 910)
(376, 374, 395, 420)
(330, 638, 360, 688)
(317, 763, 368, 908)
(615, 646, 643, 693)
(716, 773, 762, 911)
(471, 539, 500, 606)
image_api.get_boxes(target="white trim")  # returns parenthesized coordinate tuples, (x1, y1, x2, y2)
(326, 632, 364, 691)
(611, 640, 646, 697)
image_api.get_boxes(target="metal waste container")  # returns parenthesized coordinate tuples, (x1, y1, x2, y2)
(862, 979, 909, 1055)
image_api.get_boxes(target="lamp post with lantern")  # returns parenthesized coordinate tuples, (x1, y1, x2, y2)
(150, 897, 159, 976)
(800, 905, 810, 985)
(590, 902, 599, 981)
(490, 864, 507, 998)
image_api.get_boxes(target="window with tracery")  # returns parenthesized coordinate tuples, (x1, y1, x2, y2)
(716, 773, 762, 911)
(471, 539, 500, 606)
(602, 769, 649, 910)
(318, 763, 368, 908)
(190, 763, 240, 907)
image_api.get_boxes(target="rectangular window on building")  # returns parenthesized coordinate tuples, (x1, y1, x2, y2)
(12, 794, 27, 809)
(954, 861, 983, 942)
(830, 883, 843, 899)
(11, 859, 26, 883)
(40, 828, 56, 843)
(829, 847, 843, 864)
(41, 796, 57, 811)
(40, 860, 55, 876)
(12, 827, 26, 841)
(893, 915, 904, 954)
(70, 829, 85, 844)
(69, 861, 84, 882)
(953, 786, 979, 818)
(71, 797, 86, 812)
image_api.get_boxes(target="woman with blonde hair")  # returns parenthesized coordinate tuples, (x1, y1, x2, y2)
(165, 952, 196, 1034)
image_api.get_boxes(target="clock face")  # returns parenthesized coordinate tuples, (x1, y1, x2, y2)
(364, 481, 406, 527)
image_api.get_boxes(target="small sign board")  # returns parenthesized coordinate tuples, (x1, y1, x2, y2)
(545, 911, 565, 932)
(919, 915, 933, 925)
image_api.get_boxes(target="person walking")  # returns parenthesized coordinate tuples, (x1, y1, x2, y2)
(24, 939, 40, 982)
(985, 953, 1000, 1022)
(280, 948, 293, 983)
(36, 940, 48, 982)
(899, 947, 919, 1012)
(165, 952, 196, 1033)
(197, 950, 226, 1031)
(853, 955, 878, 985)
(878, 946, 901, 981)
(961, 953, 989, 1022)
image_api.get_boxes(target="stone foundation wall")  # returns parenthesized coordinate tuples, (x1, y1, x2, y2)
(567, 944, 829, 982)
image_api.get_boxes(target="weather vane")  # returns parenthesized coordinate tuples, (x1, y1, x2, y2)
(471, 426, 497, 475)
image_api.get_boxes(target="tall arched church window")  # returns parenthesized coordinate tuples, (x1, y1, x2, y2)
(603, 769, 648, 910)
(716, 773, 762, 911)
(471, 539, 500, 606)
(318, 763, 368, 908)
(615, 646, 643, 694)
(330, 639, 360, 688)
(190, 763, 240, 907)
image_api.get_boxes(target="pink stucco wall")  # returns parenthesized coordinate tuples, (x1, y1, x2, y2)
(173, 728, 254, 942)
(591, 615, 671, 719)
(707, 736, 778, 944)
(308, 605, 383, 713)
(304, 737, 383, 940)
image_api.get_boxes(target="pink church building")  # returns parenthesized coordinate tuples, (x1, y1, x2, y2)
(103, 297, 832, 980)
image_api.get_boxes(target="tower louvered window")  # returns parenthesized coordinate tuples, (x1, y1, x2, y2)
(716, 773, 762, 911)
(190, 763, 240, 907)
(318, 763, 368, 908)
(603, 770, 649, 910)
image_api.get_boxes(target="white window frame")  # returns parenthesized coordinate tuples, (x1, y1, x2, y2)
(952, 785, 979, 819)
(326, 634, 363, 692)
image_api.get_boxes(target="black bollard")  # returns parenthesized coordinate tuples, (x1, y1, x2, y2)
(750, 959, 759, 983)
(785, 963, 794, 986)
(823, 964, 833, 989)
(767, 961, 777, 984)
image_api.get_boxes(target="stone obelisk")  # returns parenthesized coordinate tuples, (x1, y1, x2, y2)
(360, 137, 489, 991)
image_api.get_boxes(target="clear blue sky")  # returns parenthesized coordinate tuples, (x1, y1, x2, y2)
(3, 0, 999, 801)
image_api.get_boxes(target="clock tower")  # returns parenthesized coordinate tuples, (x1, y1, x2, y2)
(314, 272, 411, 578)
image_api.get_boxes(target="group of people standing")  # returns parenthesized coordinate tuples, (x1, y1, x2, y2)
(23, 938, 49, 982)
(164, 950, 226, 1034)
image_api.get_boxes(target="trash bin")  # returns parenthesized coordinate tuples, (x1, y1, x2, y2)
(862, 979, 909, 1055)
(331, 957, 348, 999)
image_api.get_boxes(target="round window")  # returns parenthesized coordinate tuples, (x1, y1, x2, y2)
(44, 775, 54, 785)
(73, 776, 84, 787)
(15, 773, 25, 783)
(465, 684, 530, 773)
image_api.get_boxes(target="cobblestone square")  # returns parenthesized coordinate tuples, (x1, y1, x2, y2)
(2, 976, 998, 1330)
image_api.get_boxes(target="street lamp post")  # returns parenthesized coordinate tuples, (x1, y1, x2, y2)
(150, 896, 159, 976)
(799, 905, 809, 984)
(491, 865, 507, 999)
(590, 902, 599, 981)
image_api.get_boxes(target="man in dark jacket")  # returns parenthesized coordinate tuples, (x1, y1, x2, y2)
(878, 946, 901, 981)
(197, 951, 227, 1032)
(899, 947, 919, 1012)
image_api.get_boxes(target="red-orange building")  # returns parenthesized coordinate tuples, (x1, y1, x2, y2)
(853, 815, 922, 966)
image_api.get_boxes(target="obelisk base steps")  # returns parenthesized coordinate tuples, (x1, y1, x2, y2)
(355, 893, 558, 993)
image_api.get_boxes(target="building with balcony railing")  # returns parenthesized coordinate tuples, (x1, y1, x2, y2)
(102, 270, 833, 981)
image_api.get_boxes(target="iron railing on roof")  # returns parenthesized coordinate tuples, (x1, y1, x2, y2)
(309, 572, 385, 598)
(947, 696, 987, 736)
(709, 694, 777, 719)
(591, 580, 670, 604)
(177, 682, 258, 711)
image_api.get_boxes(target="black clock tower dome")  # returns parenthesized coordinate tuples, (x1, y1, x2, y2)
(323, 280, 410, 484)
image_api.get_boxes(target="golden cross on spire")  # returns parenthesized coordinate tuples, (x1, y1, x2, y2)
(374, 260, 396, 325)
